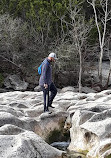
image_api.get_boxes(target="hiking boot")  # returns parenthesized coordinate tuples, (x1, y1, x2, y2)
(44, 110, 52, 114)
(49, 105, 55, 108)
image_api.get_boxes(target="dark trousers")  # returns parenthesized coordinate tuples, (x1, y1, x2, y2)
(41, 82, 57, 112)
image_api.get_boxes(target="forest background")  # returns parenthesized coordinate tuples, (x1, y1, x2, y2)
(0, 0, 111, 92)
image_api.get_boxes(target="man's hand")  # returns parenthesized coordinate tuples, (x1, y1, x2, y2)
(44, 84, 48, 89)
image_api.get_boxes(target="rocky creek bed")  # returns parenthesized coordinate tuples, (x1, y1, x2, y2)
(1, 86, 111, 157)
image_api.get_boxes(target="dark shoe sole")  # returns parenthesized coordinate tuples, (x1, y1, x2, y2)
(49, 106, 55, 108)
(44, 111, 52, 114)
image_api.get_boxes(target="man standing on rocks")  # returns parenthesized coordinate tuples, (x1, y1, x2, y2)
(39, 52, 57, 113)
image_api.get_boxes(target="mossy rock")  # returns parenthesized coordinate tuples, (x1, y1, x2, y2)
(78, 150, 88, 155)
(106, 155, 111, 158)
(46, 118, 70, 144)
(66, 150, 87, 158)
(46, 128, 70, 144)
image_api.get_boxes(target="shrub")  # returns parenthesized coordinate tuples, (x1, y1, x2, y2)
(0, 73, 4, 88)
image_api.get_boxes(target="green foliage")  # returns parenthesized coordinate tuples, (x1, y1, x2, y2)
(88, 25, 98, 45)
(106, 155, 111, 158)
(0, 0, 74, 38)
(0, 0, 111, 83)
(67, 150, 86, 158)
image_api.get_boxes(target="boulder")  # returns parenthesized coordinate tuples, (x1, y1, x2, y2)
(81, 86, 97, 93)
(0, 88, 10, 93)
(34, 85, 42, 92)
(0, 111, 33, 131)
(0, 126, 64, 158)
(34, 111, 68, 139)
(4, 74, 28, 90)
(66, 90, 111, 158)
(60, 86, 76, 93)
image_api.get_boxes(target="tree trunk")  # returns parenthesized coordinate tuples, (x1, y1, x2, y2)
(79, 50, 82, 93)
(99, 48, 103, 85)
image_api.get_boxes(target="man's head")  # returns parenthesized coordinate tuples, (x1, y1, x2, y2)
(48, 52, 57, 62)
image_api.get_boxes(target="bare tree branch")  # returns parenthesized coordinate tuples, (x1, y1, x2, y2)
(0, 55, 21, 69)
(87, 0, 111, 89)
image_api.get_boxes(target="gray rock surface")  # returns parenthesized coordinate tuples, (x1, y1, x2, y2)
(1, 88, 111, 157)
(0, 90, 68, 158)
(0, 128, 63, 158)
(4, 74, 28, 90)
(65, 89, 111, 158)
(34, 85, 42, 92)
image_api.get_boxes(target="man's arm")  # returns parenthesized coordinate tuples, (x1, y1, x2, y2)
(42, 62, 49, 88)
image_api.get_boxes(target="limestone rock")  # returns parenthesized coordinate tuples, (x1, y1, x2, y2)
(4, 74, 28, 90)
(0, 124, 25, 135)
(1, 88, 111, 157)
(66, 90, 111, 158)
(60, 86, 76, 93)
(0, 130, 64, 158)
(34, 85, 42, 92)
(35, 111, 68, 139)
(81, 86, 97, 93)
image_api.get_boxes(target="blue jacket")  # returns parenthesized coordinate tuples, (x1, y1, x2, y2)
(39, 58, 52, 86)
